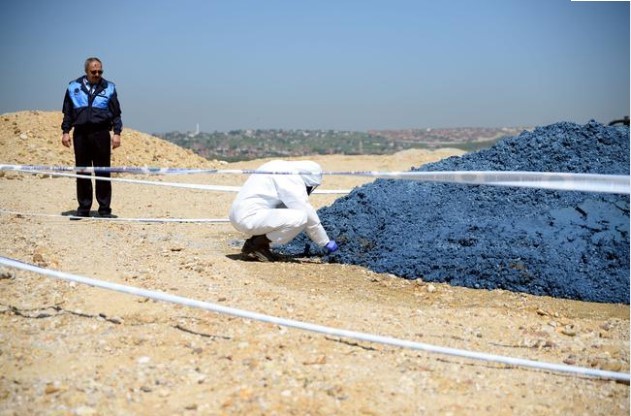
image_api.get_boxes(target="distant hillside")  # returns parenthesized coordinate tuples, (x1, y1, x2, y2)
(368, 126, 527, 148)
(0, 110, 527, 167)
(155, 127, 528, 162)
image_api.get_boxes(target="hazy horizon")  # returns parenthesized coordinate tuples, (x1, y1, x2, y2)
(1, 0, 628, 134)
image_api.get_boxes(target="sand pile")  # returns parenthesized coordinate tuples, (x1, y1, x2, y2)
(285, 121, 630, 304)
(0, 111, 219, 169)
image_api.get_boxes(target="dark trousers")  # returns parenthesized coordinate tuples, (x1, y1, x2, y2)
(73, 128, 112, 214)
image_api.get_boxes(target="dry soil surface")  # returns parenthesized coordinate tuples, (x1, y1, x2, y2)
(0, 111, 629, 415)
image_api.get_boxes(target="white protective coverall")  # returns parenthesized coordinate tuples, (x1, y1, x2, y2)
(229, 160, 331, 247)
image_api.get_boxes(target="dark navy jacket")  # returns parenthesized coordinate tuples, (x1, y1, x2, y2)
(62, 76, 122, 134)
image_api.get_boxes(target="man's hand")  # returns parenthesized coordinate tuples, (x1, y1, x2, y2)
(61, 133, 71, 148)
(112, 134, 121, 149)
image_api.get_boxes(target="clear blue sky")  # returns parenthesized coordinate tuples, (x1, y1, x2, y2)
(0, 0, 628, 133)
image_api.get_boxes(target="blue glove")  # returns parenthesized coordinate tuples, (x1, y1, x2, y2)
(324, 240, 339, 254)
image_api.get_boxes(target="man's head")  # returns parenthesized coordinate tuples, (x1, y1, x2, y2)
(84, 57, 103, 84)
(296, 161, 322, 195)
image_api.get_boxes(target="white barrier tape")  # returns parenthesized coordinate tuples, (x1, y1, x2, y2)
(10, 169, 241, 192)
(0, 255, 628, 382)
(6, 169, 352, 195)
(0, 164, 354, 178)
(0, 208, 230, 223)
(0, 164, 212, 174)
(360, 171, 630, 195)
(2, 164, 628, 194)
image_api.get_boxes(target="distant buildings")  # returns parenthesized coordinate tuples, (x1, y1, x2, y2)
(157, 127, 530, 162)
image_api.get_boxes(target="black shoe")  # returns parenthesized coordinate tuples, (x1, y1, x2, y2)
(98, 212, 115, 218)
(70, 210, 90, 221)
(241, 235, 276, 262)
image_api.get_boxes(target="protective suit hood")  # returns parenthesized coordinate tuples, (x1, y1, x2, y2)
(294, 161, 323, 187)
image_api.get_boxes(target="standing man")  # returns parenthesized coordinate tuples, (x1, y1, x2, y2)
(62, 57, 122, 218)
(229, 160, 339, 262)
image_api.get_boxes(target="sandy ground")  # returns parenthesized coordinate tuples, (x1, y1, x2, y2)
(0, 111, 629, 415)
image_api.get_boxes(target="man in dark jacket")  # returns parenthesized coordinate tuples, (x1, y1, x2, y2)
(61, 57, 122, 218)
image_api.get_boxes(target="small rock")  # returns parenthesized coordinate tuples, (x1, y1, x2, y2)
(0, 270, 13, 279)
(109, 316, 123, 325)
(32, 252, 47, 267)
(44, 384, 60, 394)
(75, 406, 97, 416)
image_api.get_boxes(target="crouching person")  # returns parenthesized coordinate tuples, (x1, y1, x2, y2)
(229, 160, 339, 262)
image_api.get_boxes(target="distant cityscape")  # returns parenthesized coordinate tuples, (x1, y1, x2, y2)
(155, 127, 530, 162)
(367, 127, 526, 147)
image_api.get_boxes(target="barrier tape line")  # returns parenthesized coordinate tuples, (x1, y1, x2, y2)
(0, 255, 628, 382)
(0, 165, 219, 174)
(1, 164, 628, 194)
(6, 169, 351, 195)
(0, 208, 230, 223)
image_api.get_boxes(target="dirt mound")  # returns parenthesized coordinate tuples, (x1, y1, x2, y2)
(0, 111, 220, 168)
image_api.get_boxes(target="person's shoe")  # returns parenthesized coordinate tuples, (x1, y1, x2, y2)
(98, 212, 115, 218)
(241, 235, 276, 262)
(70, 210, 90, 221)
(98, 208, 112, 217)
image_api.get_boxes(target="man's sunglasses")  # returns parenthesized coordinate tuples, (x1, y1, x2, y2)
(90, 70, 103, 75)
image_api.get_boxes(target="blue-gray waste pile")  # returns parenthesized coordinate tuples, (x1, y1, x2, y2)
(283, 121, 630, 304)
